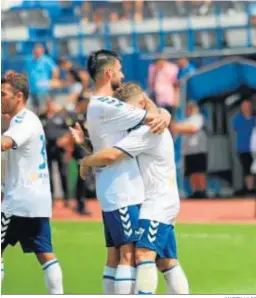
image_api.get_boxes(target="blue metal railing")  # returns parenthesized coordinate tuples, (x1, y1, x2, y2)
(1, 1, 254, 63)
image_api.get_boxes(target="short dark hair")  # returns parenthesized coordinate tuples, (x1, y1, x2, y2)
(1, 72, 29, 102)
(87, 49, 121, 81)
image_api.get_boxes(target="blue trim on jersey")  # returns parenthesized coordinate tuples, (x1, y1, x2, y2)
(115, 278, 136, 281)
(113, 146, 134, 158)
(103, 275, 115, 280)
(14, 119, 23, 124)
(43, 260, 58, 271)
(161, 264, 179, 274)
(16, 114, 25, 119)
(136, 261, 155, 267)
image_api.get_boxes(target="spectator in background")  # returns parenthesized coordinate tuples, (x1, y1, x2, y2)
(58, 57, 90, 90)
(175, 0, 212, 16)
(233, 99, 256, 195)
(177, 57, 196, 81)
(148, 57, 179, 115)
(171, 102, 208, 198)
(39, 100, 70, 206)
(57, 95, 94, 216)
(26, 44, 59, 114)
(65, 69, 83, 111)
(122, 0, 144, 21)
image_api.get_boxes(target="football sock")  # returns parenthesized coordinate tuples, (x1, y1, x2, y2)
(103, 266, 116, 294)
(42, 259, 63, 294)
(162, 264, 189, 294)
(135, 261, 158, 294)
(114, 265, 136, 294)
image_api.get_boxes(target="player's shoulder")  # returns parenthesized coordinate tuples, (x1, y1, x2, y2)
(89, 96, 126, 119)
(90, 95, 125, 108)
(12, 109, 33, 124)
(15, 109, 42, 128)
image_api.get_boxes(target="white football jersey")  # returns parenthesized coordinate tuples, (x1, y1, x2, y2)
(2, 109, 52, 218)
(87, 95, 146, 212)
(115, 125, 180, 225)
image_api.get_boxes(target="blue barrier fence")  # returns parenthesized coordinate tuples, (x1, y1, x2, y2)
(2, 0, 255, 68)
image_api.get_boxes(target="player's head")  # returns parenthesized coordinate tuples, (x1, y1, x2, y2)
(33, 43, 45, 59)
(87, 49, 124, 90)
(1, 72, 29, 115)
(113, 82, 146, 109)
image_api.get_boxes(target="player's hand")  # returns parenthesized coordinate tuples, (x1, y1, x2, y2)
(148, 114, 168, 134)
(69, 122, 85, 145)
(80, 159, 90, 180)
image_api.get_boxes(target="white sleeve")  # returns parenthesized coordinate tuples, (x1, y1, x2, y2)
(3, 119, 33, 148)
(102, 97, 147, 132)
(114, 125, 156, 157)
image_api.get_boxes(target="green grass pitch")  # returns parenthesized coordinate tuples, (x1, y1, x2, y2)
(2, 222, 256, 294)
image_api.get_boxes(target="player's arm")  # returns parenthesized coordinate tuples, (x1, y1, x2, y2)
(1, 136, 16, 151)
(2, 119, 33, 150)
(82, 148, 125, 167)
(79, 126, 155, 179)
(81, 125, 154, 167)
(79, 148, 125, 180)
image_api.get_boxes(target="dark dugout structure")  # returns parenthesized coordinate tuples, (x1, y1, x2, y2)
(180, 57, 256, 196)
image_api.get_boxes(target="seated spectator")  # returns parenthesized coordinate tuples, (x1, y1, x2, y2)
(148, 57, 179, 115)
(233, 99, 256, 195)
(26, 44, 59, 114)
(192, 0, 212, 15)
(171, 102, 208, 198)
(175, 0, 212, 16)
(248, 1, 256, 45)
(177, 57, 196, 81)
(122, 0, 144, 21)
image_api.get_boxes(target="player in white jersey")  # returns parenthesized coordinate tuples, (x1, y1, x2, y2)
(1, 72, 63, 294)
(79, 83, 189, 294)
(70, 50, 170, 294)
